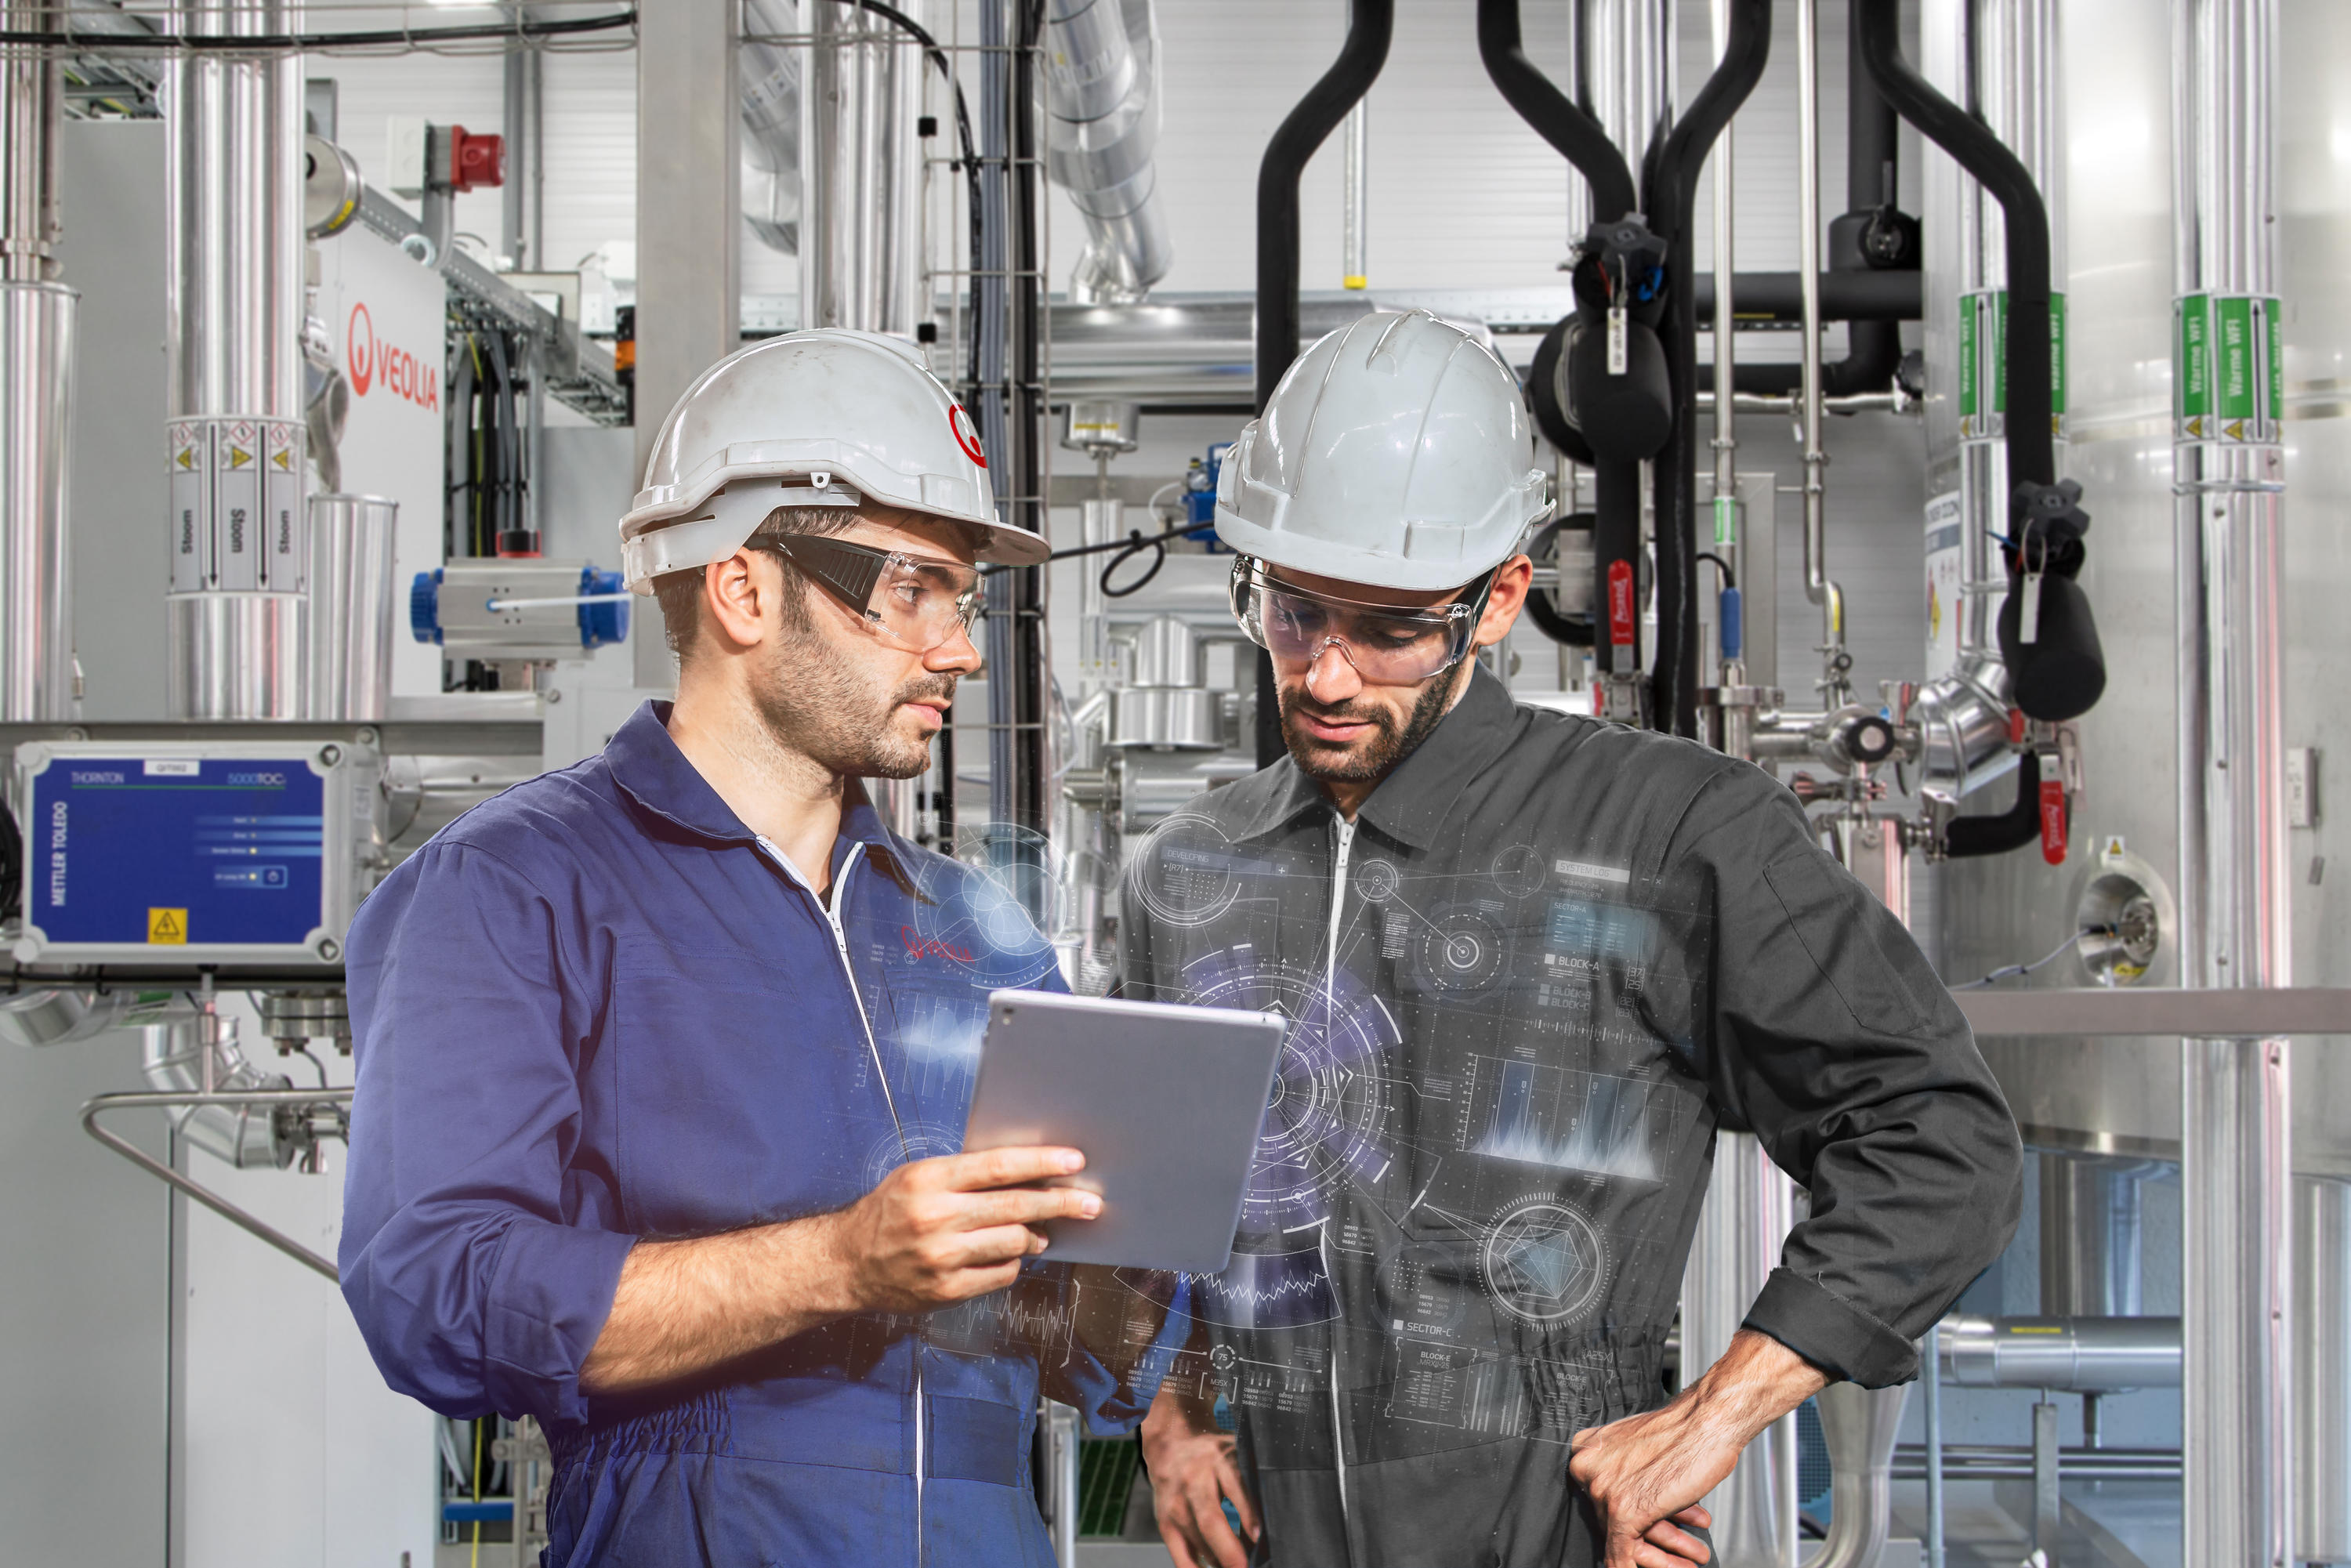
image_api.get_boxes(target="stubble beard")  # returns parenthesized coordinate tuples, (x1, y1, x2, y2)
(1278, 670, 1456, 785)
(750, 623, 952, 781)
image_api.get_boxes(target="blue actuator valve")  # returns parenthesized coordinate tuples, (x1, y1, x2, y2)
(578, 567, 630, 650)
(410, 568, 446, 644)
(1717, 585, 1742, 663)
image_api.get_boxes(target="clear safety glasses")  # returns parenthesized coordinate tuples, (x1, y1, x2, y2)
(765, 534, 984, 654)
(1229, 558, 1491, 686)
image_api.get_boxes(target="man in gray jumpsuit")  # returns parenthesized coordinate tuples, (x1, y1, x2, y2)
(1125, 311, 2023, 1568)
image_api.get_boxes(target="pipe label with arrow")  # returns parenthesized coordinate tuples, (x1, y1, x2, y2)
(2175, 294, 2283, 444)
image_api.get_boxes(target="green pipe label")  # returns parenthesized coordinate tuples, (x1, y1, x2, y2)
(1959, 290, 2067, 442)
(2177, 294, 2281, 442)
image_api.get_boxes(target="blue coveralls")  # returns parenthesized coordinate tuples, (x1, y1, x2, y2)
(339, 701, 1167, 1566)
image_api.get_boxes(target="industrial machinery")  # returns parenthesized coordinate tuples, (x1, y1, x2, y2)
(1, 1, 2346, 1565)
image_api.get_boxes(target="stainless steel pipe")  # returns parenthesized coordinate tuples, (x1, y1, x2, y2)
(1939, 1313, 2182, 1391)
(165, 0, 308, 719)
(2173, 0, 2295, 1560)
(1809, 1383, 1909, 1568)
(1794, 0, 1844, 704)
(1679, 1132, 1798, 1568)
(0, 1, 74, 720)
(306, 494, 397, 721)
(2299, 1176, 2351, 1562)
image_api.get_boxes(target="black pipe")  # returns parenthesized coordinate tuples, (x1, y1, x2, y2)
(1690, 270, 1922, 324)
(1476, 0, 1638, 223)
(1255, 0, 1394, 416)
(1645, 0, 1773, 738)
(1944, 749, 2045, 859)
(1855, 2, 2054, 490)
(1252, 0, 1393, 765)
(1479, 0, 1645, 707)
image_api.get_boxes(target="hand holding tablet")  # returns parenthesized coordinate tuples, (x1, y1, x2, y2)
(961, 990, 1288, 1273)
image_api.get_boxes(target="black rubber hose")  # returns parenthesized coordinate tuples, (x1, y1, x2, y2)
(1252, 0, 1393, 766)
(1945, 749, 2045, 859)
(1856, 1, 2055, 490)
(1476, 0, 1638, 223)
(1645, 0, 1773, 738)
(1255, 0, 1394, 415)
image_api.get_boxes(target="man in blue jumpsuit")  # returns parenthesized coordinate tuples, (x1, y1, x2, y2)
(340, 332, 1177, 1566)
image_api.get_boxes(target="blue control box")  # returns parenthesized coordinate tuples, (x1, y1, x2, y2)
(13, 740, 376, 965)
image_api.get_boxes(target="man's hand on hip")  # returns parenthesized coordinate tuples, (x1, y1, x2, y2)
(1569, 1329, 1829, 1568)
(824, 1146, 1101, 1314)
(1142, 1379, 1259, 1568)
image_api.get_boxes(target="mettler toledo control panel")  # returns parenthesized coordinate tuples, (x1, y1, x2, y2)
(13, 740, 379, 965)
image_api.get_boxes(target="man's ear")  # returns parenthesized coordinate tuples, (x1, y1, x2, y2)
(701, 549, 772, 653)
(1476, 554, 1535, 648)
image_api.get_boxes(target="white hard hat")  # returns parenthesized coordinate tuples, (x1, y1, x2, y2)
(618, 329, 1046, 593)
(1215, 310, 1549, 592)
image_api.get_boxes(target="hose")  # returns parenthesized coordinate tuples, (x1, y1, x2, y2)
(1943, 748, 2044, 859)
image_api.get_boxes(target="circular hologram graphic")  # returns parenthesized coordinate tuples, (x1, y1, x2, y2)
(1479, 1196, 1609, 1326)
(1125, 810, 1245, 929)
(907, 821, 1063, 980)
(1353, 856, 1401, 904)
(1407, 901, 1510, 995)
(1491, 842, 1547, 899)
(1176, 950, 1400, 1234)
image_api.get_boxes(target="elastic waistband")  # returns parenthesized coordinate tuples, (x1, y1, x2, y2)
(553, 1382, 1033, 1488)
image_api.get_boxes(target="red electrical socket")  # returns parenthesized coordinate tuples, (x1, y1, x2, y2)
(447, 126, 505, 192)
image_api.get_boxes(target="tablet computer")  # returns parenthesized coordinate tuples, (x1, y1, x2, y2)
(962, 988, 1287, 1273)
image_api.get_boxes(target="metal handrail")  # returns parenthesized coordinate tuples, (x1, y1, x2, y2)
(81, 1088, 353, 1281)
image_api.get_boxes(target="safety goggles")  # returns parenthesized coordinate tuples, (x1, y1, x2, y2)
(763, 534, 984, 654)
(1229, 558, 1493, 686)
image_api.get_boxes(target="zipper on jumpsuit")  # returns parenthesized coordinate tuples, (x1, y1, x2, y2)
(755, 837, 927, 1567)
(1323, 814, 1356, 1557)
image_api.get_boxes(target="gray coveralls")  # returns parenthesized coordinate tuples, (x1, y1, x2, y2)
(1118, 667, 2023, 1567)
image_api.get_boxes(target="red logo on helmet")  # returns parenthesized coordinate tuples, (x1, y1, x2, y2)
(949, 404, 987, 468)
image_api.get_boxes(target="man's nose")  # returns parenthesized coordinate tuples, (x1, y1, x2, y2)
(927, 619, 984, 676)
(1304, 639, 1362, 704)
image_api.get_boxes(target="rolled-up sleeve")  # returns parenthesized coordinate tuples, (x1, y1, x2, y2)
(1672, 770, 2023, 1388)
(338, 841, 636, 1423)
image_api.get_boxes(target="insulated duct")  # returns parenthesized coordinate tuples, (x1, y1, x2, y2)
(741, 0, 804, 255)
(801, 0, 925, 338)
(165, 0, 309, 720)
(1045, 0, 1171, 302)
(0, 0, 75, 721)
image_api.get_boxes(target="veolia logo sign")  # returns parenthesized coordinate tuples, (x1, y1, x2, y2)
(347, 302, 441, 411)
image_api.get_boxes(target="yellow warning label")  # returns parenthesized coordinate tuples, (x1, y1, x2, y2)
(226, 445, 254, 469)
(147, 907, 188, 945)
(2224, 419, 2246, 440)
(272, 447, 292, 470)
(176, 446, 197, 470)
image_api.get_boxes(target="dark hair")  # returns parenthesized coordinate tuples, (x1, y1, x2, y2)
(652, 504, 859, 663)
